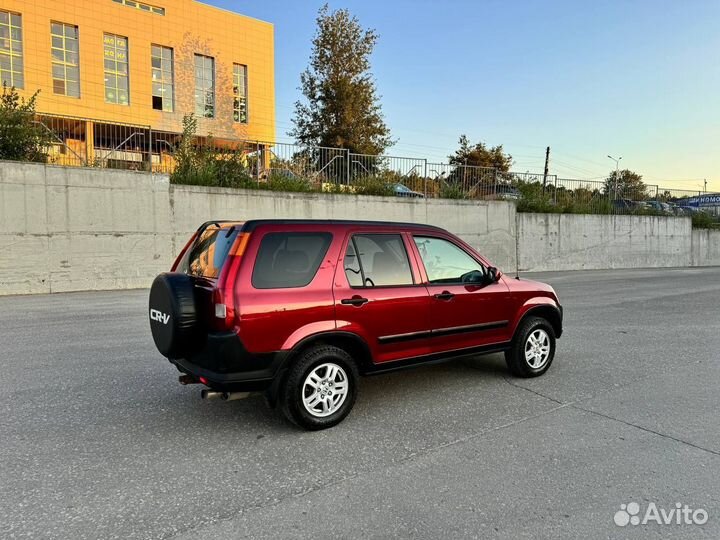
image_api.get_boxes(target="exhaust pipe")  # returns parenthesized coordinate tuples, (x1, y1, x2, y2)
(222, 392, 251, 401)
(201, 389, 223, 400)
(201, 390, 251, 401)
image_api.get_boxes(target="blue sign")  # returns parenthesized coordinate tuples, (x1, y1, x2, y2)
(676, 194, 720, 207)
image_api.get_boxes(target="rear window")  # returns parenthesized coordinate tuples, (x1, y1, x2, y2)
(179, 224, 240, 279)
(251, 232, 332, 289)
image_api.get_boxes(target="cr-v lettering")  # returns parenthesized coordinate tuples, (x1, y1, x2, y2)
(149, 220, 563, 430)
(149, 309, 170, 324)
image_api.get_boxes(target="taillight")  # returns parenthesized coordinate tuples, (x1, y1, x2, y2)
(211, 288, 232, 331)
(212, 233, 250, 331)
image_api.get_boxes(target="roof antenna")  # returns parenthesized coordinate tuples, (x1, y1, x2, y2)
(515, 210, 520, 280)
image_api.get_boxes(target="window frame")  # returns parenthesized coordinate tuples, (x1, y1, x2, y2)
(103, 32, 130, 105)
(0, 10, 24, 89)
(194, 53, 215, 118)
(112, 0, 165, 16)
(412, 235, 488, 286)
(232, 63, 248, 123)
(343, 233, 418, 289)
(151, 44, 174, 112)
(50, 21, 80, 97)
(250, 231, 333, 290)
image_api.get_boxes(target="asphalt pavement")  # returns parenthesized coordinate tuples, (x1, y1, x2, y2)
(1, 267, 719, 539)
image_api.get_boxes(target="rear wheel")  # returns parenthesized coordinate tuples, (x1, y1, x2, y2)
(505, 317, 556, 377)
(280, 345, 359, 430)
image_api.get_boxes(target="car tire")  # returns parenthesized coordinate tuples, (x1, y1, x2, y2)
(505, 316, 556, 378)
(280, 345, 359, 430)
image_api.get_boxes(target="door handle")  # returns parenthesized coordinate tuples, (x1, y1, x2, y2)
(341, 296, 369, 307)
(434, 291, 454, 301)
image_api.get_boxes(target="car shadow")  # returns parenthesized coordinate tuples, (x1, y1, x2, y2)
(127, 352, 514, 435)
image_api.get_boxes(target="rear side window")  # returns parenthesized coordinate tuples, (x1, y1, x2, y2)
(344, 234, 413, 287)
(252, 232, 332, 289)
(180, 225, 240, 279)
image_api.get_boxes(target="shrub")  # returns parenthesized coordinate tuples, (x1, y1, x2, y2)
(170, 114, 256, 189)
(0, 84, 51, 162)
(691, 211, 719, 229)
(264, 171, 315, 192)
(352, 176, 395, 196)
(438, 184, 468, 199)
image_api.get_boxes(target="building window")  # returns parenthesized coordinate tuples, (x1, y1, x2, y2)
(111, 0, 165, 16)
(0, 10, 23, 89)
(233, 64, 248, 123)
(50, 22, 80, 97)
(194, 54, 214, 118)
(103, 33, 129, 105)
(151, 45, 173, 112)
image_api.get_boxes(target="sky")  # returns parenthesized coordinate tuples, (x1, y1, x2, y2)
(209, 0, 720, 192)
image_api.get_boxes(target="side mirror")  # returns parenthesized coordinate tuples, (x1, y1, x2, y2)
(461, 269, 485, 284)
(487, 266, 502, 283)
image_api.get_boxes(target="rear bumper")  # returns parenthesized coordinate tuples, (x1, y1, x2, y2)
(169, 331, 288, 392)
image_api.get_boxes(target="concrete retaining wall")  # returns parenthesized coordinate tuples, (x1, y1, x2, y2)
(1, 162, 718, 295)
(0, 163, 173, 294)
(0, 162, 515, 295)
(691, 229, 720, 267)
(517, 213, 692, 271)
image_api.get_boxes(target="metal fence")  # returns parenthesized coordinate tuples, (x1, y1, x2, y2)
(4, 112, 718, 222)
(531, 177, 710, 217)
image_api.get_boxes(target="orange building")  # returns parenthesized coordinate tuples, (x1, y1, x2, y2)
(0, 0, 275, 170)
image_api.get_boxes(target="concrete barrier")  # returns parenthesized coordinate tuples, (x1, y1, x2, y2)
(168, 184, 517, 271)
(0, 163, 174, 294)
(517, 213, 692, 271)
(1, 162, 718, 295)
(0, 162, 515, 295)
(691, 229, 720, 267)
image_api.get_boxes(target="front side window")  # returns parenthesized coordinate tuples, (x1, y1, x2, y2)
(151, 45, 173, 111)
(233, 63, 247, 123)
(414, 236, 485, 284)
(50, 22, 79, 97)
(194, 54, 214, 118)
(0, 10, 23, 88)
(103, 33, 129, 105)
(252, 232, 332, 289)
(344, 234, 413, 287)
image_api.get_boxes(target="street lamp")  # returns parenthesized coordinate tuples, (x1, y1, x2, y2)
(608, 155, 622, 200)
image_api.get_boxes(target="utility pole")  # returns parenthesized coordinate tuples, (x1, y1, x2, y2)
(608, 155, 622, 200)
(704, 179, 707, 193)
(542, 146, 550, 194)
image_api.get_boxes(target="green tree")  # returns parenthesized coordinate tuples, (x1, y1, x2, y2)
(0, 85, 50, 162)
(603, 169, 648, 200)
(448, 135, 513, 172)
(291, 5, 393, 155)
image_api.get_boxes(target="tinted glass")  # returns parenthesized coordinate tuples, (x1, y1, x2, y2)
(347, 234, 413, 287)
(343, 240, 364, 287)
(179, 225, 240, 279)
(414, 236, 484, 284)
(252, 232, 332, 289)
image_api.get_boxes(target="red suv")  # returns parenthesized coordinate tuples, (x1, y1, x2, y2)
(149, 220, 563, 430)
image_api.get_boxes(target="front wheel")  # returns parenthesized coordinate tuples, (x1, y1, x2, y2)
(280, 345, 359, 430)
(505, 317, 556, 377)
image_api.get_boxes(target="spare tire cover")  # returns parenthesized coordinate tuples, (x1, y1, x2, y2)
(149, 272, 201, 358)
